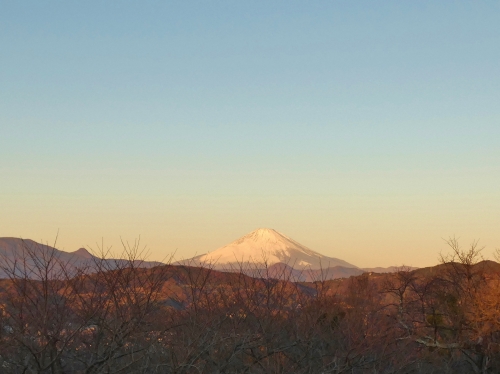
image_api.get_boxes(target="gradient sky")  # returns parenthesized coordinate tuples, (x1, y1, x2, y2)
(1, 1, 499, 267)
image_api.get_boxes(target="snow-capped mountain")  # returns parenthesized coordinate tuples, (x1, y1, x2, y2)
(182, 228, 358, 270)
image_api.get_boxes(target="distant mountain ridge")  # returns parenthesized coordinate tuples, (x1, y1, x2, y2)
(0, 237, 94, 263)
(0, 234, 416, 281)
(0, 237, 160, 279)
(237, 262, 364, 282)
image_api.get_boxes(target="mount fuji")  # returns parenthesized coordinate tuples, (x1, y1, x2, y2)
(182, 228, 358, 271)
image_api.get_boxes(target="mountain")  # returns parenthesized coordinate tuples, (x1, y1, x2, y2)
(0, 237, 94, 263)
(0, 234, 415, 281)
(0, 237, 161, 279)
(181, 228, 358, 270)
(361, 266, 418, 273)
(240, 262, 365, 282)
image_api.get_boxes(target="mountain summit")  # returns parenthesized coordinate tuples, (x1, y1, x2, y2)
(186, 228, 358, 270)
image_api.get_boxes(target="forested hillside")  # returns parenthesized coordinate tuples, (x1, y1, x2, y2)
(0, 240, 499, 373)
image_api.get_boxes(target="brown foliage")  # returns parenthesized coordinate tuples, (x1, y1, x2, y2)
(1, 238, 500, 373)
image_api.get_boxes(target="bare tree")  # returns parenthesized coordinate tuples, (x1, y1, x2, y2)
(0, 239, 173, 374)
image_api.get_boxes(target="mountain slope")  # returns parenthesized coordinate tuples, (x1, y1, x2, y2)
(0, 238, 93, 263)
(239, 262, 366, 282)
(183, 228, 358, 270)
(0, 237, 161, 279)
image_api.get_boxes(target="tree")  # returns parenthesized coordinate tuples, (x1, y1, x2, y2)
(0, 239, 173, 374)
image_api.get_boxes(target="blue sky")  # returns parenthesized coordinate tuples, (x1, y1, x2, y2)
(1, 1, 499, 266)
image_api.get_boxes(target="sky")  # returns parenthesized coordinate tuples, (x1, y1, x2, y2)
(1, 1, 499, 267)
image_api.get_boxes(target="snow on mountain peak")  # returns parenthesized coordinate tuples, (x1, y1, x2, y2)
(189, 228, 358, 270)
(236, 228, 289, 244)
